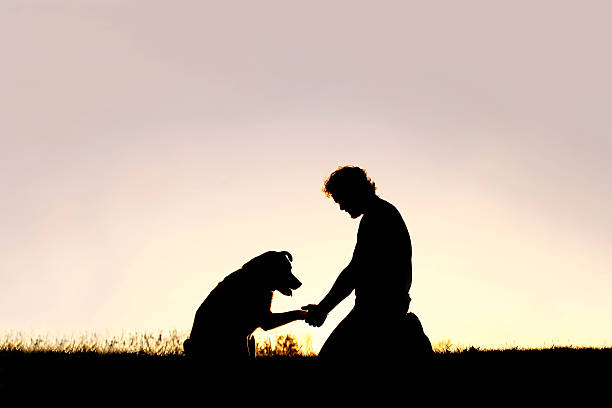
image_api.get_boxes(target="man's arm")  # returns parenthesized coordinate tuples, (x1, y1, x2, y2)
(318, 262, 357, 315)
(302, 262, 358, 327)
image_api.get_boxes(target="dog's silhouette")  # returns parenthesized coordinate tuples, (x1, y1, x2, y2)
(183, 250, 304, 360)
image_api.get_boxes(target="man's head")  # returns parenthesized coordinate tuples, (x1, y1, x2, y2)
(323, 165, 377, 218)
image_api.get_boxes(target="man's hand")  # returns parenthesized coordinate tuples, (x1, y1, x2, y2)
(301, 304, 328, 327)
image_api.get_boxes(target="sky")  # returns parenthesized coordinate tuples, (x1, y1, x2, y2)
(1, 1, 610, 352)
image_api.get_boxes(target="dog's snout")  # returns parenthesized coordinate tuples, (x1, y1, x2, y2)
(290, 275, 302, 289)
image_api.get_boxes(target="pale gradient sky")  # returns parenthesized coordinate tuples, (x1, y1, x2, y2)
(1, 1, 610, 351)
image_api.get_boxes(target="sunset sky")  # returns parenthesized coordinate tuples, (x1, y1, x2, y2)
(1, 1, 610, 352)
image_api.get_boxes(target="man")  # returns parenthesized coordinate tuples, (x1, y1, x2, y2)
(303, 165, 431, 362)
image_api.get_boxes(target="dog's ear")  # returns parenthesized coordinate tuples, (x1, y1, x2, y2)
(279, 251, 293, 262)
(242, 250, 292, 271)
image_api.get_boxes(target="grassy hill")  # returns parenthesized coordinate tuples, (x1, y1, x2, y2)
(1, 333, 610, 398)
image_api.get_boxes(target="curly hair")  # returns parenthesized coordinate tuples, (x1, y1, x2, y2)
(322, 165, 377, 198)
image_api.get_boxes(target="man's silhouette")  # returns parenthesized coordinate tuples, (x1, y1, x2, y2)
(303, 165, 431, 363)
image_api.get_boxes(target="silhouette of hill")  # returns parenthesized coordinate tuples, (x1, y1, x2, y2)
(1, 346, 610, 399)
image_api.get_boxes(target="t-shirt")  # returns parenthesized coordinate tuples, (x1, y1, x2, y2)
(352, 197, 412, 317)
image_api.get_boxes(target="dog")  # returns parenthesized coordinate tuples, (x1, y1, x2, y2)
(183, 250, 304, 361)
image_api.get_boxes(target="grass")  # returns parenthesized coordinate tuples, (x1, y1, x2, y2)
(1, 330, 188, 356)
(0, 330, 314, 357)
(2, 330, 610, 360)
(1, 331, 610, 396)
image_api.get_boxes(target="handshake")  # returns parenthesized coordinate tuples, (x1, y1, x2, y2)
(296, 304, 328, 327)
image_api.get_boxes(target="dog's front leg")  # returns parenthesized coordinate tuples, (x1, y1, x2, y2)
(260, 310, 308, 331)
(247, 335, 256, 358)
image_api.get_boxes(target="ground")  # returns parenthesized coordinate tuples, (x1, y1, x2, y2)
(1, 347, 610, 399)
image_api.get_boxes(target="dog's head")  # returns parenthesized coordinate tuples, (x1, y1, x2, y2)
(242, 250, 302, 296)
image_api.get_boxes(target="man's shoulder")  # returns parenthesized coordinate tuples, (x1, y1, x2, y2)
(371, 197, 401, 218)
(359, 198, 396, 229)
(377, 197, 396, 208)
(363, 197, 409, 233)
